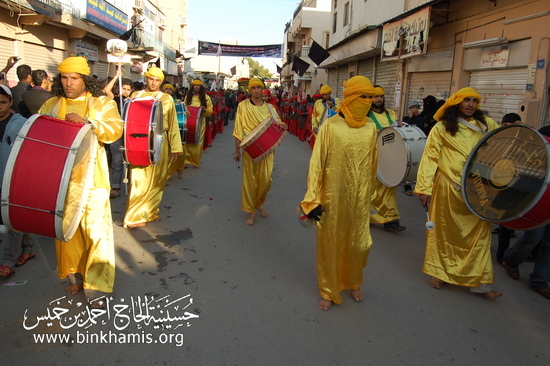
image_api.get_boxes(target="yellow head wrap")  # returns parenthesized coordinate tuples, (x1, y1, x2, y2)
(433, 87, 481, 121)
(337, 75, 375, 128)
(374, 86, 385, 96)
(163, 84, 175, 91)
(145, 67, 165, 81)
(320, 85, 332, 95)
(192, 79, 204, 86)
(57, 57, 90, 75)
(248, 77, 264, 90)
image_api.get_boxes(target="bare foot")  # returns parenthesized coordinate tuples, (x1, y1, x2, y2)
(351, 288, 364, 302)
(177, 170, 183, 179)
(482, 290, 503, 298)
(153, 217, 161, 222)
(245, 213, 255, 226)
(256, 207, 268, 218)
(126, 222, 146, 228)
(90, 297, 107, 309)
(318, 298, 333, 311)
(429, 277, 444, 289)
(65, 284, 83, 295)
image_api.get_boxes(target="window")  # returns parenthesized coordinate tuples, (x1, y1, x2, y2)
(325, 32, 330, 48)
(334, 0, 337, 8)
(344, 2, 349, 26)
(333, 12, 337, 33)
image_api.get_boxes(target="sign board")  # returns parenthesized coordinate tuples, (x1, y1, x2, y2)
(382, 6, 430, 61)
(86, 0, 129, 36)
(480, 45, 509, 69)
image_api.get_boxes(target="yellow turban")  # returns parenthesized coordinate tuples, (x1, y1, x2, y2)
(145, 67, 165, 80)
(374, 86, 385, 96)
(192, 79, 204, 86)
(337, 75, 375, 128)
(320, 85, 332, 94)
(57, 57, 90, 75)
(433, 87, 481, 121)
(163, 84, 175, 91)
(248, 77, 264, 89)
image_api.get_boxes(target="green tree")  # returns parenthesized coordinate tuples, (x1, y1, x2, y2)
(245, 57, 273, 79)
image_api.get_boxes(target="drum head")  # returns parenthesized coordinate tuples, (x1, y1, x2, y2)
(462, 125, 550, 223)
(150, 101, 164, 165)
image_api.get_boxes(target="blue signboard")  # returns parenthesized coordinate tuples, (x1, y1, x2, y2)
(86, 0, 128, 35)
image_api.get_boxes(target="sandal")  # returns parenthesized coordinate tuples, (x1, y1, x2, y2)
(15, 253, 35, 267)
(404, 190, 414, 196)
(0, 265, 14, 277)
(110, 189, 121, 199)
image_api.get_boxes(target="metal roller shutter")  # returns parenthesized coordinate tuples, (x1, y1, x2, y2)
(94, 61, 110, 79)
(0, 37, 16, 82)
(336, 65, 348, 99)
(358, 58, 374, 80)
(469, 68, 527, 123)
(407, 71, 452, 109)
(328, 68, 338, 95)
(23, 43, 65, 78)
(374, 61, 400, 110)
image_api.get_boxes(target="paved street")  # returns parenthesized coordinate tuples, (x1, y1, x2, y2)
(1, 122, 549, 365)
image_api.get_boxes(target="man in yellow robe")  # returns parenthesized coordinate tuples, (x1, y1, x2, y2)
(368, 86, 406, 231)
(39, 56, 123, 307)
(123, 67, 182, 228)
(311, 84, 340, 134)
(177, 79, 213, 171)
(233, 78, 287, 226)
(301, 75, 378, 311)
(414, 87, 501, 297)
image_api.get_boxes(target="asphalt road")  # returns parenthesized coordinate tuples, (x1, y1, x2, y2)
(1, 120, 549, 365)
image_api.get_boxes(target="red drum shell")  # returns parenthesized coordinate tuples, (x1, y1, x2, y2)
(185, 106, 203, 145)
(122, 98, 163, 166)
(1, 114, 96, 241)
(239, 117, 286, 162)
(462, 125, 550, 230)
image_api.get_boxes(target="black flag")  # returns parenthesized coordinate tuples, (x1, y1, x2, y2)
(119, 19, 144, 41)
(275, 64, 282, 74)
(230, 66, 236, 76)
(308, 40, 331, 66)
(292, 56, 310, 76)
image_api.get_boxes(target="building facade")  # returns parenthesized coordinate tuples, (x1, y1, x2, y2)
(0, 0, 187, 84)
(283, 0, 549, 127)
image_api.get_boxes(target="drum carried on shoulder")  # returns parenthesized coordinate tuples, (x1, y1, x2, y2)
(240, 116, 287, 162)
(1, 114, 97, 241)
(121, 97, 164, 166)
(462, 124, 550, 230)
(377, 125, 427, 187)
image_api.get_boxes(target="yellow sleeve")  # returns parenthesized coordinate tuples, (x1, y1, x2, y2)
(414, 123, 444, 195)
(232, 101, 245, 142)
(204, 95, 214, 117)
(311, 100, 323, 129)
(163, 95, 183, 154)
(89, 96, 124, 144)
(301, 119, 329, 213)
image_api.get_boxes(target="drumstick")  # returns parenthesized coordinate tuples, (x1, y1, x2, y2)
(424, 204, 435, 230)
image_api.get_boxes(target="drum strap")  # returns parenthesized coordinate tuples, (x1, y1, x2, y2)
(266, 104, 280, 123)
(368, 111, 393, 130)
(458, 118, 488, 134)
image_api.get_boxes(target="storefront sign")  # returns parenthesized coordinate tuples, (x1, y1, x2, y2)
(131, 61, 143, 73)
(74, 41, 99, 62)
(480, 45, 509, 68)
(382, 6, 431, 60)
(86, 0, 128, 36)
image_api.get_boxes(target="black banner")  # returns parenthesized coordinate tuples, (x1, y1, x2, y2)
(198, 41, 282, 58)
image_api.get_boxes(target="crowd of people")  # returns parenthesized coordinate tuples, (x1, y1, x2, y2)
(0, 55, 548, 311)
